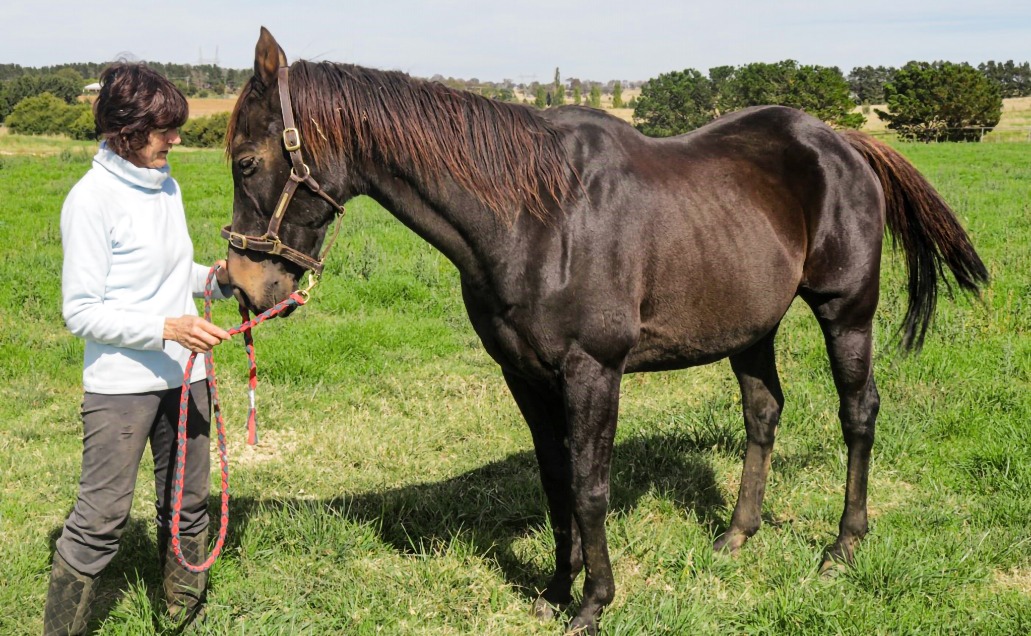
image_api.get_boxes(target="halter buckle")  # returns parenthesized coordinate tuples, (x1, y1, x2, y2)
(224, 228, 249, 250)
(283, 127, 301, 152)
(266, 238, 285, 256)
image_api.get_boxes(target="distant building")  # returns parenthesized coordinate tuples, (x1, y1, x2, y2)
(83, 82, 101, 93)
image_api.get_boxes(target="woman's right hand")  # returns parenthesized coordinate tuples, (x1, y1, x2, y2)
(163, 315, 232, 353)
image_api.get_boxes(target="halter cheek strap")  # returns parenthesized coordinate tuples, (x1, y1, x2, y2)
(222, 65, 346, 275)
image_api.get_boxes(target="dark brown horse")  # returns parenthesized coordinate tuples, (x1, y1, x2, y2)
(224, 28, 987, 634)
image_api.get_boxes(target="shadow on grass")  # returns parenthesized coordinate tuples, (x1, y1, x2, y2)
(221, 430, 730, 602)
(43, 427, 734, 631)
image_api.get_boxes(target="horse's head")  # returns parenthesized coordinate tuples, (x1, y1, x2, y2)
(224, 27, 345, 313)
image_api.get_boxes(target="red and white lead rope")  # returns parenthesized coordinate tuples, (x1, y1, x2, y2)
(169, 265, 307, 573)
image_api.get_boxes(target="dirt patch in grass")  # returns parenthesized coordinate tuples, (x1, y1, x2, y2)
(994, 566, 1031, 594)
(231, 427, 300, 466)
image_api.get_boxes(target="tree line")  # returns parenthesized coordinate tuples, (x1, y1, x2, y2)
(850, 60, 1031, 103)
(1, 58, 1027, 144)
(0, 62, 251, 141)
(0, 61, 250, 124)
(0, 62, 251, 96)
(635, 59, 1028, 142)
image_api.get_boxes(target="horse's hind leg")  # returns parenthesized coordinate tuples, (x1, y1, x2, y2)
(715, 328, 784, 554)
(803, 293, 880, 573)
(501, 369, 582, 619)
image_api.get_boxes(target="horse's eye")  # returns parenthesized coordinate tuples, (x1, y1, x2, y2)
(238, 156, 260, 176)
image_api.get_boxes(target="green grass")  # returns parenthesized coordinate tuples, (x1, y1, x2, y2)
(1, 136, 1029, 634)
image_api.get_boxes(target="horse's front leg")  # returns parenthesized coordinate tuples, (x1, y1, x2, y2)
(502, 369, 582, 619)
(563, 346, 624, 635)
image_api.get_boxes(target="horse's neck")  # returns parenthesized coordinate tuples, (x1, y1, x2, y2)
(361, 162, 504, 283)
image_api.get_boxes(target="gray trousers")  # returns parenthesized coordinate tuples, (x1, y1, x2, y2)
(56, 381, 211, 576)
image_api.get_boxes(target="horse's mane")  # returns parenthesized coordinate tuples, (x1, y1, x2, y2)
(230, 61, 574, 223)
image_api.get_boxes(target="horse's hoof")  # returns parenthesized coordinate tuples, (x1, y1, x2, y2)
(819, 541, 854, 577)
(533, 596, 565, 622)
(713, 530, 748, 554)
(819, 559, 847, 578)
(565, 615, 598, 635)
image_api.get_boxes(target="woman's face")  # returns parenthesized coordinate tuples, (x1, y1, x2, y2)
(128, 127, 181, 169)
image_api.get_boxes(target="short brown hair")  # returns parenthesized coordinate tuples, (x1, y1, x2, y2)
(94, 62, 188, 158)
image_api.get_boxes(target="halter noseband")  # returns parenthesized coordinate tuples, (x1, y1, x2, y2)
(221, 66, 346, 275)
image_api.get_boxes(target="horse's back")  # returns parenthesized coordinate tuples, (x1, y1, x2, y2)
(539, 106, 884, 372)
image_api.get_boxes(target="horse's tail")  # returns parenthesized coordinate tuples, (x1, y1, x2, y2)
(840, 129, 989, 352)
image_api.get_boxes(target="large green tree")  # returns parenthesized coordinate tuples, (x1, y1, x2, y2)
(723, 61, 864, 128)
(721, 61, 795, 108)
(634, 61, 863, 138)
(633, 69, 715, 137)
(708, 65, 736, 116)
(789, 64, 866, 128)
(848, 65, 897, 104)
(878, 61, 1002, 142)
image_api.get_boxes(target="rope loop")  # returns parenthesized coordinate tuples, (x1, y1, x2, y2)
(169, 266, 306, 573)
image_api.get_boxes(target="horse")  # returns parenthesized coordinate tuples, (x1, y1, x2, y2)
(223, 28, 988, 634)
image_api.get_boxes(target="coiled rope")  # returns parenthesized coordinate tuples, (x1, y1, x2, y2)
(169, 266, 310, 573)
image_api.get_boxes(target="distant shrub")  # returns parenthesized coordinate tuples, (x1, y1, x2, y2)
(0, 75, 81, 120)
(180, 111, 229, 148)
(5, 92, 92, 138)
(67, 108, 97, 141)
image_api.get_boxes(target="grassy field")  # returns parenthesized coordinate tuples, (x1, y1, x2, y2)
(0, 132, 1028, 635)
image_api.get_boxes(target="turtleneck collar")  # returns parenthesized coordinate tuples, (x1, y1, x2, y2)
(93, 141, 171, 191)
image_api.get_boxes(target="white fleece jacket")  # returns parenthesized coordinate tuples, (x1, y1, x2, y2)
(61, 143, 228, 394)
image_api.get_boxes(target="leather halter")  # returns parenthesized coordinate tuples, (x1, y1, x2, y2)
(221, 66, 346, 274)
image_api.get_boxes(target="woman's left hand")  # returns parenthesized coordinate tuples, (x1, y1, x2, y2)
(214, 259, 230, 285)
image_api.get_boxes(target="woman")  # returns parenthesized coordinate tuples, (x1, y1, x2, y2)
(44, 62, 231, 635)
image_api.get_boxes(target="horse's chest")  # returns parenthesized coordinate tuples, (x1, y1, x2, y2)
(485, 312, 563, 382)
(461, 292, 563, 384)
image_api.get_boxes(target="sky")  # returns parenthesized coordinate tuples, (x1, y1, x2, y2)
(2, 1, 1029, 83)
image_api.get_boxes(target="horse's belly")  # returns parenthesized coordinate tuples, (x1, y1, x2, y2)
(626, 322, 769, 372)
(627, 280, 796, 373)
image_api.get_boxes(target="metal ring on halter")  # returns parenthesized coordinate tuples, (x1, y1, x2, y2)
(296, 271, 320, 301)
(290, 163, 311, 182)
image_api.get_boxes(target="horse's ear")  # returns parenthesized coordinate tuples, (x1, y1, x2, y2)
(254, 27, 288, 90)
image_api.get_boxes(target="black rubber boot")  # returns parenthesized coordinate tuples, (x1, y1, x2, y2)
(158, 529, 209, 626)
(42, 552, 97, 636)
